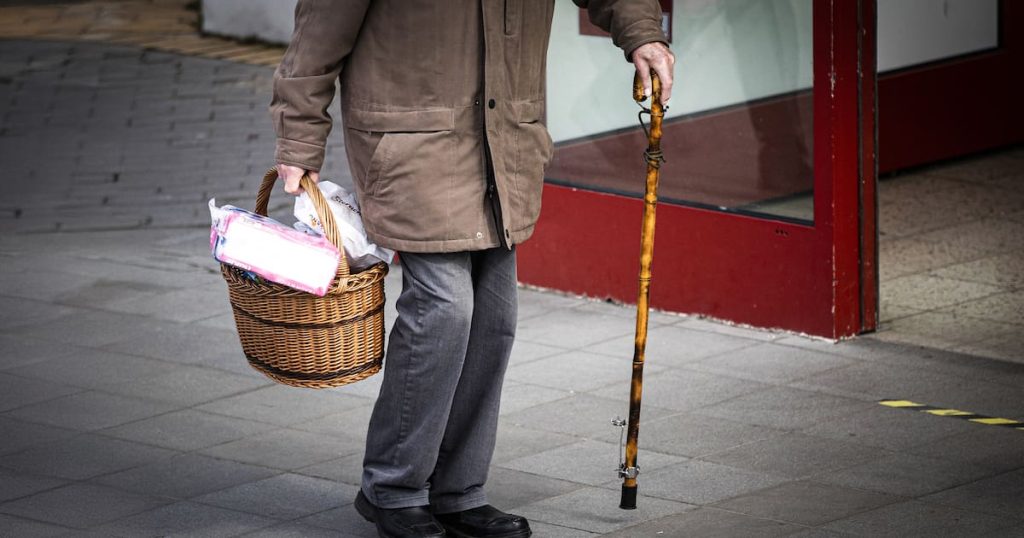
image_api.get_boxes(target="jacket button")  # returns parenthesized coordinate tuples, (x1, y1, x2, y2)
(474, 99, 480, 106)
(488, 99, 496, 109)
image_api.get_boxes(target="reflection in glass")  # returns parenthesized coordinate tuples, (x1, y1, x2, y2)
(546, 0, 814, 222)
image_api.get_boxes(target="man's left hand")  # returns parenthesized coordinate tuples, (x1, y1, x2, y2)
(631, 42, 675, 106)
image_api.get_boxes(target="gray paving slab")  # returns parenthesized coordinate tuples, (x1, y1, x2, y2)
(701, 432, 885, 479)
(506, 350, 664, 393)
(0, 468, 66, 504)
(6, 348, 179, 393)
(242, 521, 368, 538)
(591, 368, 772, 413)
(0, 335, 81, 371)
(95, 501, 278, 537)
(904, 426, 1024, 473)
(197, 384, 369, 427)
(603, 506, 804, 538)
(521, 520, 601, 537)
(822, 499, 1018, 537)
(296, 452, 365, 486)
(0, 483, 168, 530)
(485, 466, 588, 511)
(99, 409, 277, 452)
(0, 433, 178, 480)
(921, 468, 1024, 520)
(498, 381, 576, 416)
(491, 423, 580, 464)
(515, 306, 639, 349)
(514, 486, 694, 535)
(710, 480, 904, 527)
(0, 417, 77, 456)
(94, 452, 280, 500)
(623, 459, 790, 505)
(0, 514, 71, 537)
(0, 372, 82, 412)
(97, 364, 272, 407)
(9, 310, 168, 348)
(638, 412, 789, 458)
(799, 401, 982, 451)
(295, 503, 382, 537)
(582, 324, 762, 367)
(686, 342, 859, 384)
(814, 451, 1000, 498)
(500, 439, 684, 487)
(3, 390, 180, 432)
(195, 473, 358, 520)
(694, 386, 876, 431)
(199, 428, 362, 471)
(502, 393, 676, 439)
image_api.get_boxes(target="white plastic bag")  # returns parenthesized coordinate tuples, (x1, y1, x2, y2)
(293, 181, 394, 272)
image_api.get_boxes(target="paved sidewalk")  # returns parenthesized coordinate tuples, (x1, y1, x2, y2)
(2, 39, 1024, 537)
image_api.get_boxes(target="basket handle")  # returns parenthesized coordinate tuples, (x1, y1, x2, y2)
(255, 167, 351, 282)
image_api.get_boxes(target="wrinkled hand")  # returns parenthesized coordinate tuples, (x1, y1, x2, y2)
(277, 163, 319, 195)
(631, 42, 675, 106)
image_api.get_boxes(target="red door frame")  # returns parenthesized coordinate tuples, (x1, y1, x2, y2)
(518, 0, 877, 339)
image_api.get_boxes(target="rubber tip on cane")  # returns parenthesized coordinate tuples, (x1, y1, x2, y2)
(619, 484, 638, 510)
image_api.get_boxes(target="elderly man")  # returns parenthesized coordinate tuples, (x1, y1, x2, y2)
(271, 1, 674, 536)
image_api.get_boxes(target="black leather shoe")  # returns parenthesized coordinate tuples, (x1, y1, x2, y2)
(355, 490, 446, 538)
(434, 504, 531, 538)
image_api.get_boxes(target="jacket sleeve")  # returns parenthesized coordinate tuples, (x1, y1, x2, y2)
(572, 0, 668, 61)
(270, 0, 371, 171)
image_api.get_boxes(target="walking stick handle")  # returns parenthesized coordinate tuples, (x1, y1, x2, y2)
(632, 69, 663, 106)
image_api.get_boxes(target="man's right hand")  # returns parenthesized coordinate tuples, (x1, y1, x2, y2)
(277, 163, 320, 195)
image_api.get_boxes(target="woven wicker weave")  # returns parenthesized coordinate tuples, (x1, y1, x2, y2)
(220, 168, 387, 389)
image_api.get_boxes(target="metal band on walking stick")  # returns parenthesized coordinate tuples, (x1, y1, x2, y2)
(616, 69, 665, 510)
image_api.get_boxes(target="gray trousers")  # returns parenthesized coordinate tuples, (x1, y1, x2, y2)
(361, 247, 517, 513)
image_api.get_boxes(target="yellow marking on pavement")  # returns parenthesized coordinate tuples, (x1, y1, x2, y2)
(925, 409, 973, 417)
(969, 418, 1021, 426)
(879, 400, 924, 408)
(879, 400, 1023, 432)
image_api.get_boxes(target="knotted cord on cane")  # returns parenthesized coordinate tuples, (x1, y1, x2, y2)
(637, 105, 666, 168)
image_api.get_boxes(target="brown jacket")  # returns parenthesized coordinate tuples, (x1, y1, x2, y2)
(272, 0, 667, 253)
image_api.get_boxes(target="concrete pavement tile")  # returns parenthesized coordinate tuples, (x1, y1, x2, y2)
(0, 269, 100, 302)
(981, 525, 1024, 538)
(905, 427, 1024, 473)
(583, 324, 762, 366)
(515, 486, 693, 534)
(515, 306, 636, 349)
(4, 390, 179, 432)
(197, 384, 368, 426)
(0, 514, 71, 537)
(800, 402, 981, 451)
(0, 296, 81, 332)
(491, 423, 579, 464)
(243, 521, 367, 538)
(676, 318, 782, 341)
(509, 339, 575, 365)
(0, 417, 77, 456)
(520, 521, 600, 537)
(95, 501, 278, 537)
(0, 468, 66, 503)
(500, 439, 685, 487)
(291, 404, 374, 440)
(711, 480, 903, 526)
(94, 453, 278, 500)
(921, 469, 1024, 520)
(516, 288, 589, 321)
(694, 386, 875, 430)
(623, 459, 790, 505)
(702, 433, 885, 479)
(603, 506, 803, 538)
(502, 393, 675, 439)
(102, 322, 244, 366)
(96, 364, 271, 406)
(195, 473, 357, 520)
(942, 290, 1024, 326)
(0, 373, 82, 412)
(953, 329, 1024, 366)
(100, 409, 277, 451)
(318, 369, 385, 400)
(0, 433, 177, 480)
(13, 310, 166, 348)
(0, 483, 168, 530)
(498, 382, 575, 416)
(0, 335, 80, 371)
(569, 300, 690, 327)
(789, 361, 964, 403)
(880, 274, 1004, 311)
(295, 503, 381, 536)
(686, 343, 858, 384)
(52, 278, 178, 309)
(883, 311, 1020, 350)
(506, 350, 663, 393)
(484, 466, 586, 511)
(930, 253, 1024, 290)
(638, 413, 788, 458)
(103, 284, 234, 323)
(198, 428, 361, 471)
(7, 348, 178, 393)
(591, 368, 772, 413)
(296, 453, 365, 486)
(822, 500, 1017, 538)
(784, 529, 858, 538)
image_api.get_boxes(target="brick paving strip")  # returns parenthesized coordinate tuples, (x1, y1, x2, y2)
(0, 0, 284, 66)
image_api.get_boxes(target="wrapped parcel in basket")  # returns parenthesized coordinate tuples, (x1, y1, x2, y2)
(214, 169, 388, 389)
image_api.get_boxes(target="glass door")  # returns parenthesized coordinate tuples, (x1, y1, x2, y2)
(518, 0, 877, 338)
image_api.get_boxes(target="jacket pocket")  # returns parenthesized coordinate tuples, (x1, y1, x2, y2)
(504, 0, 521, 36)
(510, 100, 552, 229)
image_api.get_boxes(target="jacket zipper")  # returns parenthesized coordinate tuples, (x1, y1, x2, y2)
(483, 139, 508, 249)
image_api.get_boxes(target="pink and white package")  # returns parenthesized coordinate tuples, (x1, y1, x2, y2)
(209, 199, 341, 296)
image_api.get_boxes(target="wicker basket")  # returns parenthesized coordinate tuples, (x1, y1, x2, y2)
(220, 168, 387, 389)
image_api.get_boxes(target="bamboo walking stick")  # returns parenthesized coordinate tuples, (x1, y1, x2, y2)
(616, 69, 665, 510)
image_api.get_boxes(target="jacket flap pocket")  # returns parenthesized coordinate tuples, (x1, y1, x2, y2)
(513, 100, 545, 123)
(345, 108, 455, 132)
